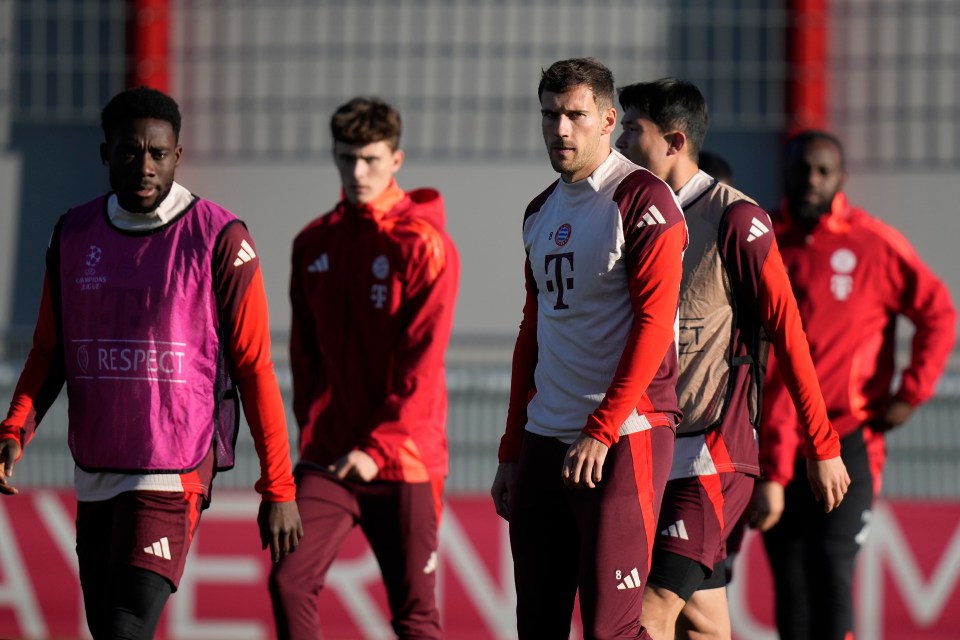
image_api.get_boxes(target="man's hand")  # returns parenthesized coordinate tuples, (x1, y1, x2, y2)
(257, 500, 303, 563)
(329, 450, 380, 482)
(876, 399, 914, 433)
(806, 455, 851, 513)
(562, 434, 608, 489)
(0, 438, 21, 496)
(490, 462, 519, 521)
(748, 481, 785, 531)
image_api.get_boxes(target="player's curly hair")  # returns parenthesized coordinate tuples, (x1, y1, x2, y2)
(100, 86, 182, 141)
(617, 78, 710, 158)
(330, 97, 402, 150)
(538, 57, 615, 113)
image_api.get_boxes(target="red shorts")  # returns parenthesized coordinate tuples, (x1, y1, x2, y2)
(76, 490, 204, 590)
(654, 471, 754, 570)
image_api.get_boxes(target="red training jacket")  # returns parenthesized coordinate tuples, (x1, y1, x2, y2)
(290, 180, 460, 482)
(760, 193, 956, 491)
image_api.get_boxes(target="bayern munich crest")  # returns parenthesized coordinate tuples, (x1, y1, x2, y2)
(555, 223, 572, 247)
(372, 255, 390, 280)
(830, 248, 857, 274)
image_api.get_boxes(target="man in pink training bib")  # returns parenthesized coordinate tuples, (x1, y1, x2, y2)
(0, 86, 302, 640)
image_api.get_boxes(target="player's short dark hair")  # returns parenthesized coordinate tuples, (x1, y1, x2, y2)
(330, 97, 402, 150)
(538, 57, 615, 113)
(698, 150, 733, 184)
(101, 86, 182, 142)
(785, 129, 846, 170)
(617, 78, 709, 158)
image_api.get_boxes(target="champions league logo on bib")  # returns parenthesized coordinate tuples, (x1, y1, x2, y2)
(78, 245, 107, 290)
(85, 245, 102, 267)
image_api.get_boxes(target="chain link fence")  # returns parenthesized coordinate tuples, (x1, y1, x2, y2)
(2, 330, 959, 499)
(7, 1, 958, 164)
(169, 0, 790, 163)
(831, 0, 960, 169)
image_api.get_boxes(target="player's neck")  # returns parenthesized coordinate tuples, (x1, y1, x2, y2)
(665, 159, 699, 193)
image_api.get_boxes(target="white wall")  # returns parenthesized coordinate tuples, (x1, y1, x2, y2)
(846, 171, 960, 307)
(179, 159, 960, 346)
(177, 161, 960, 356)
(178, 160, 557, 345)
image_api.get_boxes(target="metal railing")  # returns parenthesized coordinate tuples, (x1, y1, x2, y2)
(2, 330, 959, 499)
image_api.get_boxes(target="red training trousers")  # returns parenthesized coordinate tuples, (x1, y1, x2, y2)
(269, 468, 442, 640)
(509, 427, 674, 639)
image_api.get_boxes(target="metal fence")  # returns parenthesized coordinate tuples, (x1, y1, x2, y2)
(169, 0, 790, 162)
(8, 0, 126, 125)
(7, 0, 959, 169)
(2, 335, 959, 499)
(831, 0, 960, 169)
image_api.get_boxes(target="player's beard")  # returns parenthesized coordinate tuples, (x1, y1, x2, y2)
(549, 152, 580, 177)
(548, 138, 599, 181)
(790, 193, 833, 224)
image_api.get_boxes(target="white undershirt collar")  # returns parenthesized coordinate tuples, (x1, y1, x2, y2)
(675, 170, 716, 207)
(107, 181, 194, 231)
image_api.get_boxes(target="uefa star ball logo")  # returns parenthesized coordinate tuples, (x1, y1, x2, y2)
(85, 245, 102, 267)
(77, 344, 90, 373)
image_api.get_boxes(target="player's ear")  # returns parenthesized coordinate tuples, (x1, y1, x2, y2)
(666, 131, 686, 156)
(600, 106, 617, 135)
(100, 142, 108, 165)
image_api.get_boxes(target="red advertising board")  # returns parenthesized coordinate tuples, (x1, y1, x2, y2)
(0, 492, 958, 639)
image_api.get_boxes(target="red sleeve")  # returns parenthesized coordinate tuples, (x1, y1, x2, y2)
(357, 228, 460, 469)
(498, 258, 539, 463)
(581, 179, 686, 445)
(216, 223, 296, 502)
(758, 347, 803, 486)
(758, 244, 840, 460)
(1, 272, 65, 452)
(289, 237, 324, 430)
(717, 201, 840, 462)
(883, 227, 957, 407)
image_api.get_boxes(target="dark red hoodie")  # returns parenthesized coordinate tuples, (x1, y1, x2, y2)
(289, 181, 459, 481)
(761, 193, 956, 492)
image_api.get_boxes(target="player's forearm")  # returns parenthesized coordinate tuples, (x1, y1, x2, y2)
(898, 293, 957, 406)
(584, 225, 684, 444)
(237, 371, 297, 502)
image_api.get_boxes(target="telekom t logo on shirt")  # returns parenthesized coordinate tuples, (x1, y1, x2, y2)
(544, 252, 574, 310)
